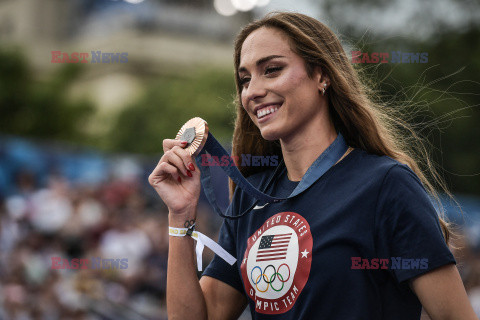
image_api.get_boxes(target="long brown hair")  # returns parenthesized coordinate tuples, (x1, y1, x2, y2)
(229, 12, 451, 242)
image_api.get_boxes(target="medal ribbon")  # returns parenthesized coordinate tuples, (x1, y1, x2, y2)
(195, 132, 349, 219)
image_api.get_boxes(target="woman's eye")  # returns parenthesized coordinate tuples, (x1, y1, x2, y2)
(265, 66, 283, 75)
(239, 77, 250, 87)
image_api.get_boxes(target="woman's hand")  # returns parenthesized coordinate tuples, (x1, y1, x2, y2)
(148, 139, 201, 219)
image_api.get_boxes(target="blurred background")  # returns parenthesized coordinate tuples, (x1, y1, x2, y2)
(0, 0, 479, 319)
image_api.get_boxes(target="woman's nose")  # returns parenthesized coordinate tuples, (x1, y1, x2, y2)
(244, 77, 267, 102)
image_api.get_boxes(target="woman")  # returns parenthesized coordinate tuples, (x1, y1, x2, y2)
(148, 12, 477, 320)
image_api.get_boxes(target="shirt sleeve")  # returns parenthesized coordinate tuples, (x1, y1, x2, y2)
(202, 203, 245, 295)
(375, 163, 456, 283)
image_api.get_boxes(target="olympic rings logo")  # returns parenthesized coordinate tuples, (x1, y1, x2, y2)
(184, 219, 196, 228)
(250, 264, 291, 293)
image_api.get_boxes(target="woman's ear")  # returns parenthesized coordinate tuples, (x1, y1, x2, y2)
(314, 67, 330, 94)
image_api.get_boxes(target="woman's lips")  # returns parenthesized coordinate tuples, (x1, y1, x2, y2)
(256, 104, 282, 123)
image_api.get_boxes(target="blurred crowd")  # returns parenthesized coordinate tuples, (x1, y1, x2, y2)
(0, 168, 220, 320)
(451, 233, 480, 317)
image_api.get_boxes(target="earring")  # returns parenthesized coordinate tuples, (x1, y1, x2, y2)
(322, 83, 327, 96)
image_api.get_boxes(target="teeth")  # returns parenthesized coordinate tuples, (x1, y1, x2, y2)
(257, 106, 280, 119)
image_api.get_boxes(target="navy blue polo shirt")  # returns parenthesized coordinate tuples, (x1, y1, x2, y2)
(202, 148, 456, 319)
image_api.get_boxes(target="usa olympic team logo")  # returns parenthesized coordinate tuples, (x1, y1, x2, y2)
(240, 212, 312, 314)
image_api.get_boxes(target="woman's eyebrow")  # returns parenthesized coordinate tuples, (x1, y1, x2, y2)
(238, 55, 285, 73)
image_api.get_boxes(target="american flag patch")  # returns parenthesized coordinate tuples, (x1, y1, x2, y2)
(256, 233, 292, 262)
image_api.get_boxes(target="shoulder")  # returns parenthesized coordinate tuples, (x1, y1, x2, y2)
(348, 148, 400, 173)
(353, 148, 425, 191)
(340, 148, 415, 185)
(361, 151, 435, 218)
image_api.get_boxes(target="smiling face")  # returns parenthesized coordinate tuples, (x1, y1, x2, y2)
(238, 27, 327, 142)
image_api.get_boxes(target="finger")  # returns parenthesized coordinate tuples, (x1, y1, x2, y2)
(152, 153, 181, 177)
(162, 149, 191, 177)
(163, 139, 188, 153)
(170, 146, 197, 176)
(149, 162, 181, 185)
(190, 157, 200, 171)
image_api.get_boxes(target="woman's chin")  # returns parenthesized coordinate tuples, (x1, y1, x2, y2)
(259, 129, 281, 141)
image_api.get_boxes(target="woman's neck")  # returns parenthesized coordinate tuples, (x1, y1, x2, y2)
(280, 114, 337, 182)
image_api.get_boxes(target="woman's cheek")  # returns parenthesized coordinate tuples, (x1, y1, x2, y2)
(240, 93, 248, 110)
(284, 68, 303, 84)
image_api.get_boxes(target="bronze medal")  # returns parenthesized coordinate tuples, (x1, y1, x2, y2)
(175, 117, 209, 156)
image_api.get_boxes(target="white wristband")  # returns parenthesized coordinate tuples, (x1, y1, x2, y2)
(168, 227, 236, 271)
(168, 227, 190, 237)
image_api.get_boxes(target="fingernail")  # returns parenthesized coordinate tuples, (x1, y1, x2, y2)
(181, 141, 188, 145)
(188, 163, 195, 171)
(177, 177, 181, 183)
(186, 171, 192, 177)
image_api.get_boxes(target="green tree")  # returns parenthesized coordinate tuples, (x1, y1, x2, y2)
(0, 47, 94, 143)
(351, 27, 480, 195)
(106, 68, 237, 154)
